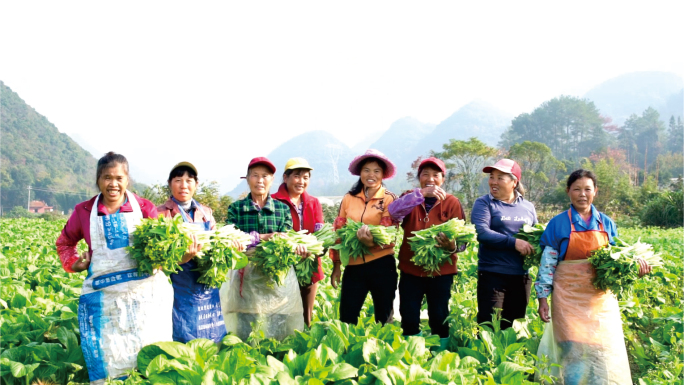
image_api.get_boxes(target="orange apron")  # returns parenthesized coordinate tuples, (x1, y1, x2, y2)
(549, 210, 631, 384)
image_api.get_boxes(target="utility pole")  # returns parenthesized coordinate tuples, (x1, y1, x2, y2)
(27, 185, 31, 211)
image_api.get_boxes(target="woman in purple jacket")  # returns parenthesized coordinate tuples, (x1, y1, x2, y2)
(470, 159, 537, 330)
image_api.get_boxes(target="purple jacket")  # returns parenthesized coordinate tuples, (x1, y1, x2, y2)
(56, 193, 158, 273)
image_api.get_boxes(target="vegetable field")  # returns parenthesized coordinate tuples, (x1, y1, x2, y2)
(1, 218, 682, 384)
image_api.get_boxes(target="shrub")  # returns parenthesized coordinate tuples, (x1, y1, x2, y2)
(640, 190, 683, 228)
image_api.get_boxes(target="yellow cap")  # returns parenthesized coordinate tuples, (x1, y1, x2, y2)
(171, 161, 198, 176)
(284, 157, 313, 172)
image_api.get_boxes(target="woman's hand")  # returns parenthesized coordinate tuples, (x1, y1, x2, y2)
(71, 250, 92, 273)
(435, 232, 456, 252)
(421, 185, 447, 201)
(356, 225, 375, 247)
(637, 258, 652, 277)
(295, 244, 309, 259)
(181, 234, 202, 264)
(232, 239, 246, 252)
(331, 262, 342, 289)
(538, 297, 551, 322)
(515, 239, 534, 256)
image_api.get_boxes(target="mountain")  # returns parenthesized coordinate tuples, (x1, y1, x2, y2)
(228, 130, 358, 197)
(584, 71, 684, 124)
(0, 81, 98, 213)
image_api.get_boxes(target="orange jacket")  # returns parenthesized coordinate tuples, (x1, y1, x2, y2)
(330, 187, 398, 265)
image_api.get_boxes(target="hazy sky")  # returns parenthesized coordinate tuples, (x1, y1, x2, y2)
(2, 1, 683, 192)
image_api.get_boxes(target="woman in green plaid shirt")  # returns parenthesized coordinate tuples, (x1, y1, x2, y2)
(221, 157, 307, 341)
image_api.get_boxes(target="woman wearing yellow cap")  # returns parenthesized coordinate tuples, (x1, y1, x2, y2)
(272, 157, 325, 327)
(157, 161, 233, 343)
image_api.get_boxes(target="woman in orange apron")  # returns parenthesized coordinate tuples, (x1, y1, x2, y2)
(534, 169, 651, 385)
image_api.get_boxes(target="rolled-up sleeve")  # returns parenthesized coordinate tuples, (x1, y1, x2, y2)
(56, 212, 84, 273)
(535, 246, 559, 298)
(471, 198, 516, 249)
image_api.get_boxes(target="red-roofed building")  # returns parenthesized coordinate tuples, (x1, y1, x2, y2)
(29, 200, 54, 214)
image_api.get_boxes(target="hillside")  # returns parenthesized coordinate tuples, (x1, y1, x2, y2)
(0, 81, 98, 213)
(584, 71, 684, 124)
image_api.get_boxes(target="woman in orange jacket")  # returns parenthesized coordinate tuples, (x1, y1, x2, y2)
(330, 149, 398, 325)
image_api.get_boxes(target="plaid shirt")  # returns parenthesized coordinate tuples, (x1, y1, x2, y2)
(226, 194, 293, 234)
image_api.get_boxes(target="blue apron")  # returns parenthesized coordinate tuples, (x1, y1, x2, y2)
(171, 199, 226, 343)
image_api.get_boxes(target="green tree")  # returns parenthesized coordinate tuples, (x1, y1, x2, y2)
(434, 137, 498, 207)
(619, 107, 666, 173)
(194, 181, 233, 224)
(507, 141, 566, 203)
(500, 96, 609, 163)
(667, 116, 684, 154)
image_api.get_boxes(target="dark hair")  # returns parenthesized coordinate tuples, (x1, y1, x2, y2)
(282, 168, 312, 183)
(96, 152, 129, 184)
(566, 169, 598, 190)
(510, 174, 526, 196)
(417, 164, 445, 179)
(348, 158, 387, 195)
(168, 166, 198, 184)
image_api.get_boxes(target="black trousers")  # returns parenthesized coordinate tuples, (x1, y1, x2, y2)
(339, 255, 398, 325)
(476, 270, 531, 330)
(398, 271, 454, 338)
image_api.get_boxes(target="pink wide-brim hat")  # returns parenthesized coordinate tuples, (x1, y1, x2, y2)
(348, 149, 397, 179)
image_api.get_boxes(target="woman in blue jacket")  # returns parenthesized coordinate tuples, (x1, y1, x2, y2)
(471, 159, 537, 330)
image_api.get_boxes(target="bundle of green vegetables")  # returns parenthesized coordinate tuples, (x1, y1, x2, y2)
(514, 223, 547, 270)
(193, 225, 252, 288)
(407, 218, 476, 275)
(329, 219, 398, 266)
(128, 214, 199, 276)
(313, 223, 337, 250)
(253, 230, 324, 288)
(589, 237, 662, 297)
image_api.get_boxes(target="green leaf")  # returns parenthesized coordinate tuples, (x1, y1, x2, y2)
(328, 363, 358, 381)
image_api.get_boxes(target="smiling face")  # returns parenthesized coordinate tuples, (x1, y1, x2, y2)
(284, 169, 310, 197)
(567, 177, 597, 212)
(419, 166, 444, 189)
(360, 160, 384, 190)
(170, 171, 197, 202)
(247, 165, 274, 196)
(97, 163, 129, 205)
(488, 169, 517, 200)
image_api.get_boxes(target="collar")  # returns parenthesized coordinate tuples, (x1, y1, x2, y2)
(354, 186, 386, 201)
(96, 194, 132, 215)
(171, 196, 199, 211)
(245, 193, 275, 212)
(273, 183, 309, 205)
(488, 191, 523, 203)
(569, 204, 602, 227)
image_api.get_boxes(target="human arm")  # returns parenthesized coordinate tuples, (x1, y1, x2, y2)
(470, 197, 517, 250)
(388, 189, 424, 222)
(56, 211, 88, 273)
(534, 245, 559, 323)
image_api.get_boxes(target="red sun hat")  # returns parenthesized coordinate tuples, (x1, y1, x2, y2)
(482, 159, 522, 181)
(348, 149, 396, 179)
(417, 157, 446, 175)
(244, 157, 276, 175)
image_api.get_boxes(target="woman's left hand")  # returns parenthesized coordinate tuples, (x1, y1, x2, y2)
(232, 239, 246, 252)
(356, 225, 375, 247)
(637, 258, 652, 277)
(295, 244, 309, 259)
(435, 232, 456, 252)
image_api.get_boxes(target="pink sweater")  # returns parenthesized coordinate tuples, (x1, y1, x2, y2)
(56, 193, 158, 273)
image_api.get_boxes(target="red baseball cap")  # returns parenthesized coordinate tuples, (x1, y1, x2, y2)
(245, 157, 276, 175)
(482, 159, 522, 181)
(418, 157, 446, 175)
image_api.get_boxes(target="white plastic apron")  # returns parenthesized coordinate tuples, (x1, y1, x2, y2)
(171, 200, 226, 343)
(78, 192, 173, 384)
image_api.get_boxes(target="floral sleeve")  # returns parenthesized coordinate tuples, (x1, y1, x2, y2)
(534, 245, 559, 298)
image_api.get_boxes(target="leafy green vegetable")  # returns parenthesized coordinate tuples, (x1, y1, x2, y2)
(329, 219, 398, 266)
(193, 225, 251, 288)
(589, 237, 663, 298)
(313, 223, 337, 250)
(514, 223, 546, 270)
(407, 219, 476, 276)
(127, 214, 194, 276)
(252, 230, 323, 288)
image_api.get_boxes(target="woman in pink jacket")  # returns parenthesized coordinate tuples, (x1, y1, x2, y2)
(56, 152, 173, 384)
